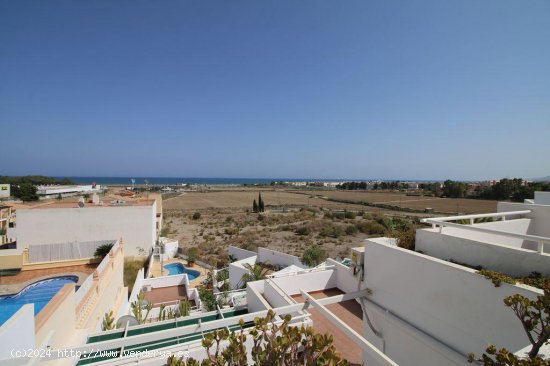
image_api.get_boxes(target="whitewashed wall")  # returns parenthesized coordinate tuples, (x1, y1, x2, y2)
(228, 246, 257, 261)
(326, 258, 360, 293)
(361, 239, 542, 366)
(159, 238, 179, 261)
(246, 281, 270, 313)
(15, 203, 156, 257)
(498, 202, 550, 239)
(257, 248, 307, 269)
(0, 304, 35, 360)
(416, 226, 550, 276)
(228, 255, 257, 289)
(270, 269, 337, 296)
(263, 280, 294, 308)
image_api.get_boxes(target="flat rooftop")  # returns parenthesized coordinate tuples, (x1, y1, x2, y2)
(27, 199, 155, 209)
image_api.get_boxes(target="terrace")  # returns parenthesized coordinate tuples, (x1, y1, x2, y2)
(417, 204, 550, 276)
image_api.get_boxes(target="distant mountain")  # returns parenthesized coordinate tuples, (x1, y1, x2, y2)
(532, 176, 550, 182)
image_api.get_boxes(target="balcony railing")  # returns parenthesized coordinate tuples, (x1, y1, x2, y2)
(421, 210, 550, 254)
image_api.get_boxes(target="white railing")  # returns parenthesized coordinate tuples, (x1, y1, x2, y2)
(75, 275, 94, 305)
(266, 264, 336, 279)
(421, 210, 550, 253)
(421, 210, 531, 224)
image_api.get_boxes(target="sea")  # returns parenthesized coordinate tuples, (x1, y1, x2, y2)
(61, 177, 349, 186)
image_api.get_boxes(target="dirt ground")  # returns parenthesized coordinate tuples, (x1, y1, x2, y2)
(162, 188, 498, 267)
(164, 189, 497, 214)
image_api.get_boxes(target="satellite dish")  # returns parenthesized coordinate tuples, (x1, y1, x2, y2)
(116, 315, 139, 328)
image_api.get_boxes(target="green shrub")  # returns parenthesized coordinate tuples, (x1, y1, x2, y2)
(94, 243, 114, 259)
(478, 269, 515, 287)
(344, 211, 356, 219)
(320, 224, 344, 238)
(192, 212, 201, 220)
(301, 245, 327, 267)
(295, 226, 311, 236)
(356, 221, 386, 235)
(345, 225, 358, 235)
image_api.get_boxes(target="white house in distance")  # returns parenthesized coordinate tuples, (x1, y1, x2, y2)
(8, 198, 158, 258)
(36, 184, 103, 199)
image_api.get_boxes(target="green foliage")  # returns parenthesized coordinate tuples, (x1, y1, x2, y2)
(178, 299, 191, 317)
(131, 291, 152, 324)
(478, 178, 550, 202)
(521, 273, 550, 290)
(198, 286, 222, 311)
(102, 311, 115, 331)
(504, 288, 550, 358)
(12, 183, 39, 201)
(345, 225, 358, 235)
(319, 223, 344, 238)
(301, 245, 327, 267)
(295, 225, 311, 236)
(187, 247, 199, 264)
(470, 287, 550, 363)
(94, 243, 114, 259)
(240, 263, 270, 287)
(355, 221, 386, 235)
(337, 181, 368, 190)
(192, 212, 202, 220)
(252, 199, 258, 213)
(257, 192, 265, 212)
(394, 226, 416, 250)
(167, 309, 348, 365)
(443, 180, 468, 198)
(478, 270, 515, 287)
(0, 175, 74, 186)
(468, 344, 549, 365)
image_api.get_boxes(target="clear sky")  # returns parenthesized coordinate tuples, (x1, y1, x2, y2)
(1, 1, 549, 180)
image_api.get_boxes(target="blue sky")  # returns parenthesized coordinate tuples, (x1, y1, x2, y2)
(1, 1, 549, 180)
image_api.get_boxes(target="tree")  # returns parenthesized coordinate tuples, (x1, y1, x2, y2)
(301, 245, 327, 267)
(12, 183, 38, 201)
(443, 180, 467, 198)
(239, 263, 269, 287)
(252, 199, 258, 213)
(166, 310, 348, 366)
(258, 193, 265, 212)
(94, 243, 114, 259)
(469, 281, 550, 364)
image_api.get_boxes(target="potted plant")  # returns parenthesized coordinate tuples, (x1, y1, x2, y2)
(187, 247, 198, 267)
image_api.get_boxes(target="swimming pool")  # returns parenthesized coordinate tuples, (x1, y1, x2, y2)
(163, 263, 200, 279)
(0, 276, 78, 326)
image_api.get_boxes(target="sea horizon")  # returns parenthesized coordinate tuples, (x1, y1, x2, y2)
(59, 176, 445, 186)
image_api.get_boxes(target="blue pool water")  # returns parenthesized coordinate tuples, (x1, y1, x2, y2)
(163, 263, 200, 279)
(0, 276, 78, 326)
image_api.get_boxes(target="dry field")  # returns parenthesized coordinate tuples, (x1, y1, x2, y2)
(290, 190, 497, 214)
(162, 188, 498, 267)
(164, 189, 497, 215)
(164, 190, 383, 212)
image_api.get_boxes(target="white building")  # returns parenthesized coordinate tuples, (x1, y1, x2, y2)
(0, 184, 10, 199)
(8, 199, 157, 257)
(36, 184, 102, 199)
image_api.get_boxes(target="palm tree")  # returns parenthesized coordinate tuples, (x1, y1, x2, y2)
(239, 263, 270, 288)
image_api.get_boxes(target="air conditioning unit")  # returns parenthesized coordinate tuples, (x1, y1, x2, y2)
(350, 247, 365, 280)
(142, 285, 152, 293)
